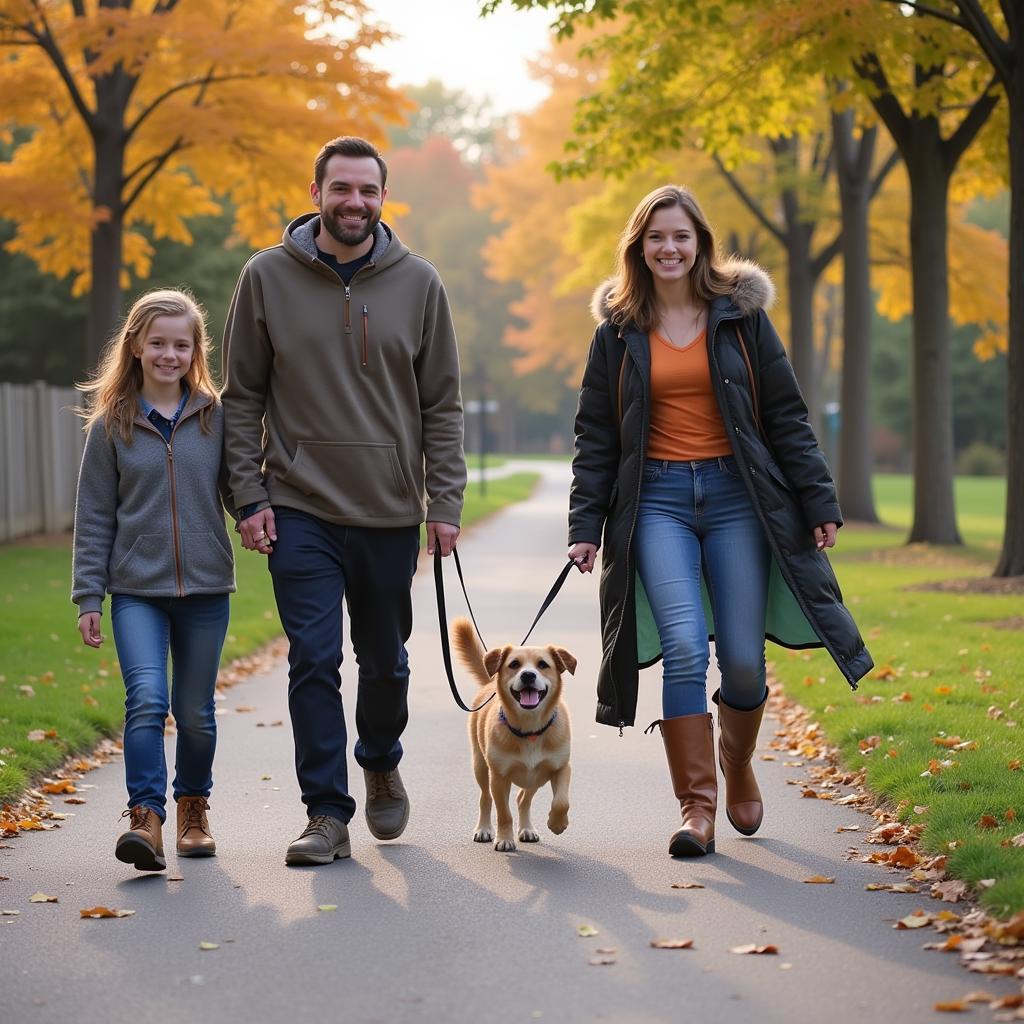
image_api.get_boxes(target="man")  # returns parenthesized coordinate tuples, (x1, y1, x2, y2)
(222, 136, 466, 865)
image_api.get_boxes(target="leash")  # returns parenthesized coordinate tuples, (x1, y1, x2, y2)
(433, 547, 577, 713)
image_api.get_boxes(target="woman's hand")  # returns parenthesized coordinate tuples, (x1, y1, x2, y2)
(78, 612, 103, 648)
(813, 523, 838, 551)
(568, 542, 599, 574)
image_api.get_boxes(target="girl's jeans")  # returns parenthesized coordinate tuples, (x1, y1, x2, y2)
(111, 593, 230, 820)
(635, 456, 770, 718)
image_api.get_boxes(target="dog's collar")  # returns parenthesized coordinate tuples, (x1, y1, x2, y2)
(498, 707, 558, 739)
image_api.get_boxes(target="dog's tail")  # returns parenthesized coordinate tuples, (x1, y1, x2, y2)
(451, 617, 492, 688)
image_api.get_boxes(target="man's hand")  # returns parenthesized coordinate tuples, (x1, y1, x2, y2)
(240, 508, 277, 554)
(426, 522, 459, 557)
(78, 612, 103, 648)
(568, 542, 598, 574)
(813, 522, 838, 551)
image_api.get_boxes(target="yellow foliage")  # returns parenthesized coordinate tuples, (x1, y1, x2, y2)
(0, 0, 407, 287)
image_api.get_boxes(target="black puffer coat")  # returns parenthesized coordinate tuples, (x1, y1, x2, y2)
(569, 262, 874, 729)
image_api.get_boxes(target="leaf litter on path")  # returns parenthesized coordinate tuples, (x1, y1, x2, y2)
(80, 906, 134, 919)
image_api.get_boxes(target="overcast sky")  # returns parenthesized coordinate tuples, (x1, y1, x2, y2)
(365, 0, 554, 115)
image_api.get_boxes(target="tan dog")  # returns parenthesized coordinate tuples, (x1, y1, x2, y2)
(452, 617, 576, 852)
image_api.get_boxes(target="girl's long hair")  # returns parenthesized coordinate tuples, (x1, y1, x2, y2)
(605, 185, 738, 332)
(76, 288, 218, 441)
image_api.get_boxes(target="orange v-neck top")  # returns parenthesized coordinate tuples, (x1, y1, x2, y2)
(646, 329, 731, 460)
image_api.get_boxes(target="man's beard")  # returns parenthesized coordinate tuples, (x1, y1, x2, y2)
(320, 205, 381, 249)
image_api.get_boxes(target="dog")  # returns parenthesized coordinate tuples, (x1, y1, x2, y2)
(451, 617, 576, 852)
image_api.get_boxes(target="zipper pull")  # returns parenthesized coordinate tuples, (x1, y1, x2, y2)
(344, 285, 352, 335)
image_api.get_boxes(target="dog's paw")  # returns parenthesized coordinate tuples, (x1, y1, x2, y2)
(494, 838, 517, 853)
(547, 810, 569, 835)
(518, 828, 540, 843)
(473, 828, 493, 843)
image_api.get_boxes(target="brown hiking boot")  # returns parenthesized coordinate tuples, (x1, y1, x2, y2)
(115, 806, 166, 871)
(176, 796, 216, 857)
(363, 768, 410, 841)
(651, 713, 717, 857)
(713, 689, 768, 836)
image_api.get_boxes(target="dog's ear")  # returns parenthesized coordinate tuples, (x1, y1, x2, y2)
(484, 645, 512, 678)
(548, 646, 577, 676)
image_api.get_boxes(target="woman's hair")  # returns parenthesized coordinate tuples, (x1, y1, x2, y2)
(77, 288, 218, 441)
(605, 185, 737, 331)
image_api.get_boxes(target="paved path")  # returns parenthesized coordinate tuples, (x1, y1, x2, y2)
(1, 462, 1014, 1023)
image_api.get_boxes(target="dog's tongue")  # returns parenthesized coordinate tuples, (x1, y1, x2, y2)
(519, 689, 541, 708)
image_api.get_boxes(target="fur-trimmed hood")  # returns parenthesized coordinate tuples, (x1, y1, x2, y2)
(590, 258, 776, 324)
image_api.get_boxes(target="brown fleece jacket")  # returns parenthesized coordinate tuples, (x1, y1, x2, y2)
(221, 215, 466, 527)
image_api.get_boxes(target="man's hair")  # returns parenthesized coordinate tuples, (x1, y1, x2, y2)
(314, 137, 388, 190)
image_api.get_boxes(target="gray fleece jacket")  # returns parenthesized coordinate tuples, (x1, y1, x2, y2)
(72, 392, 236, 615)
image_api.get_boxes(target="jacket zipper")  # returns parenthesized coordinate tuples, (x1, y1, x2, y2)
(344, 285, 352, 336)
(362, 304, 369, 367)
(166, 440, 185, 596)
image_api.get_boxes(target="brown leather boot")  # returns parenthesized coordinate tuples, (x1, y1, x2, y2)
(176, 796, 216, 857)
(115, 805, 166, 871)
(653, 713, 717, 857)
(713, 689, 768, 836)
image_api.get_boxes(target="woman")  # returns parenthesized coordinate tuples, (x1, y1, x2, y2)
(568, 185, 872, 858)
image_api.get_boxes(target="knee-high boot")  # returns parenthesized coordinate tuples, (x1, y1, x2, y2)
(651, 713, 717, 857)
(712, 688, 767, 836)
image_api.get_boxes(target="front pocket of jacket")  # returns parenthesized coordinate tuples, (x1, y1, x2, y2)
(764, 461, 793, 491)
(181, 531, 234, 590)
(281, 441, 413, 515)
(113, 534, 168, 589)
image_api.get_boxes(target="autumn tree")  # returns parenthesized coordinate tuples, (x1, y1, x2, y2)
(888, 1, 1024, 577)
(0, 0, 405, 369)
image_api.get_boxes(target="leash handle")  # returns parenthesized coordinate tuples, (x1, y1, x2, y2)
(434, 547, 494, 713)
(519, 557, 576, 646)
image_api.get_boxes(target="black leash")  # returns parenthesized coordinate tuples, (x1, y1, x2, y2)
(433, 547, 577, 713)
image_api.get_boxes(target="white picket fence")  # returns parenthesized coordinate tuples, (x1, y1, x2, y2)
(0, 382, 85, 542)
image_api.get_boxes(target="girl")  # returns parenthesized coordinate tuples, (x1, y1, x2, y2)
(568, 186, 872, 857)
(73, 288, 235, 871)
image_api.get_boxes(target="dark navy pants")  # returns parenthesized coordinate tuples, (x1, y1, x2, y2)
(268, 508, 419, 823)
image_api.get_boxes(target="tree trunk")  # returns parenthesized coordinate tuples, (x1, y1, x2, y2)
(785, 229, 819, 429)
(834, 116, 880, 523)
(995, 71, 1024, 575)
(906, 138, 961, 544)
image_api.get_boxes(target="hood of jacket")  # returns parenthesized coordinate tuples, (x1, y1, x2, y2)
(282, 213, 409, 276)
(589, 258, 776, 325)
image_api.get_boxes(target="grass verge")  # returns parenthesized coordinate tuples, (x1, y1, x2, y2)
(0, 472, 540, 801)
(768, 474, 1022, 917)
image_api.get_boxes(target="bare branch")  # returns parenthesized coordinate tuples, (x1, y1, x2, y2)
(853, 51, 912, 153)
(945, 71, 1002, 169)
(868, 147, 902, 201)
(878, 0, 967, 30)
(122, 137, 186, 213)
(711, 154, 785, 245)
(953, 0, 1012, 85)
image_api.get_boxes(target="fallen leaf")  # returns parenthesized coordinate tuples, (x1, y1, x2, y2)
(730, 944, 778, 954)
(1009, 759, 1022, 771)
(199, 941, 220, 951)
(802, 876, 835, 884)
(932, 880, 969, 903)
(63, 797, 87, 805)
(895, 912, 932, 929)
(978, 815, 1000, 830)
(28, 892, 58, 903)
(167, 875, 184, 882)
(801, 789, 819, 799)
(588, 956, 616, 966)
(1, 908, 21, 915)
(835, 824, 860, 833)
(650, 938, 694, 949)
(317, 905, 338, 912)
(963, 990, 997, 1003)
(234, 706, 256, 713)
(41, 780, 77, 795)
(80, 906, 135, 918)
(670, 882, 704, 890)
(595, 947, 616, 955)
(577, 924, 599, 938)
(932, 1001, 968, 1013)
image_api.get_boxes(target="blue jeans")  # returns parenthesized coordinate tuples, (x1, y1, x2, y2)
(268, 508, 419, 824)
(111, 593, 230, 821)
(635, 457, 770, 718)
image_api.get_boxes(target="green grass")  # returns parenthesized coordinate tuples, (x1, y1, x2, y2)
(0, 472, 539, 802)
(769, 474, 1023, 917)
